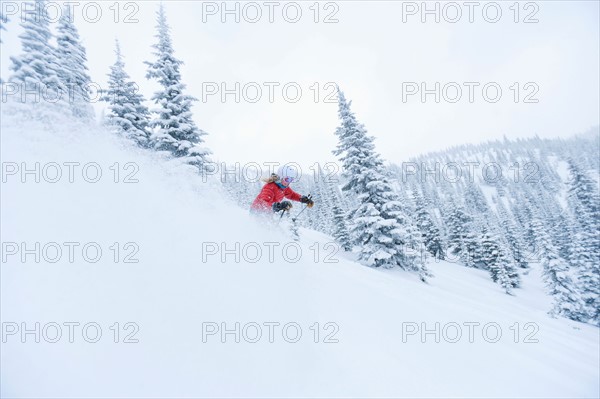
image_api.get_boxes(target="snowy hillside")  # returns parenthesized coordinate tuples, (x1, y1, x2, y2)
(2, 1, 599, 397)
(2, 111, 598, 398)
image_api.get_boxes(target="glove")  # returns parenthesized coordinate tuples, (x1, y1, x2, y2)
(300, 195, 314, 208)
(273, 201, 292, 212)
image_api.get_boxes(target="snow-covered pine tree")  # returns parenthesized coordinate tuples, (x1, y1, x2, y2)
(480, 226, 520, 293)
(566, 160, 600, 324)
(331, 202, 352, 251)
(55, 5, 94, 119)
(567, 160, 600, 244)
(321, 167, 338, 235)
(324, 172, 352, 251)
(464, 221, 483, 268)
(333, 89, 430, 281)
(510, 191, 538, 251)
(567, 227, 598, 325)
(464, 182, 490, 215)
(496, 198, 528, 269)
(444, 204, 478, 267)
(103, 40, 151, 147)
(414, 193, 445, 260)
(9, 0, 65, 109)
(307, 166, 335, 234)
(533, 218, 585, 321)
(145, 4, 210, 169)
(551, 212, 575, 262)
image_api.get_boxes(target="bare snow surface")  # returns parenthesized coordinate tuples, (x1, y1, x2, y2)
(1, 110, 599, 398)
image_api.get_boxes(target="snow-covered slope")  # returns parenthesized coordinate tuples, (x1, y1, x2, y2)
(1, 111, 598, 398)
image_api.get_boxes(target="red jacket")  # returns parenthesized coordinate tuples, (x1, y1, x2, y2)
(250, 182, 302, 213)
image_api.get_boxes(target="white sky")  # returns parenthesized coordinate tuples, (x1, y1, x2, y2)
(1, 0, 599, 168)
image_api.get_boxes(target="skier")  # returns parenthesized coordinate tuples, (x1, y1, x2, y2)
(250, 165, 314, 216)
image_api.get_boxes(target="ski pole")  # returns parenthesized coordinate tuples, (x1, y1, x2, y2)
(292, 194, 312, 221)
(292, 205, 309, 221)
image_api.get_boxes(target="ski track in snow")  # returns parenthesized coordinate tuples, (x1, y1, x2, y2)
(1, 110, 599, 398)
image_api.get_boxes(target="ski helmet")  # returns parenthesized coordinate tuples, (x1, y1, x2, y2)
(277, 164, 299, 184)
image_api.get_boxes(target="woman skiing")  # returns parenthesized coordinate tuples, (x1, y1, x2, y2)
(250, 165, 314, 215)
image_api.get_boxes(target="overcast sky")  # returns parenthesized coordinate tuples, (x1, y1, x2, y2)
(1, 0, 599, 168)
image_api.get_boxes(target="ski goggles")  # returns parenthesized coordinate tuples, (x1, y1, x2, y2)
(282, 176, 295, 184)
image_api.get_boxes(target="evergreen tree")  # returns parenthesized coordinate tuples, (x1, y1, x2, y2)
(445, 204, 478, 267)
(308, 166, 335, 234)
(327, 175, 352, 251)
(464, 182, 489, 215)
(566, 161, 600, 324)
(567, 227, 598, 325)
(333, 89, 430, 281)
(567, 160, 600, 242)
(331, 202, 352, 251)
(496, 198, 528, 269)
(103, 40, 151, 147)
(55, 5, 94, 119)
(480, 227, 520, 293)
(414, 193, 445, 260)
(535, 219, 585, 321)
(551, 212, 574, 262)
(9, 0, 64, 108)
(145, 4, 210, 169)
